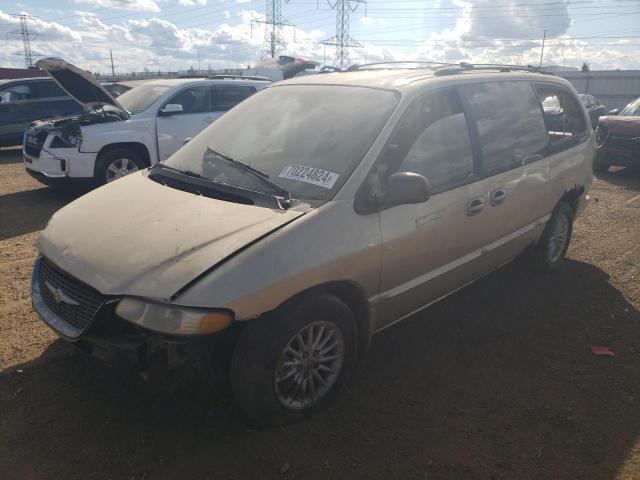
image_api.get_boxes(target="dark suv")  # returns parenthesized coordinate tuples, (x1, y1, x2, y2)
(0, 77, 83, 147)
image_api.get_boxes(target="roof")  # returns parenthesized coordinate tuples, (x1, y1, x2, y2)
(0, 68, 48, 80)
(130, 77, 270, 88)
(0, 76, 53, 87)
(277, 66, 567, 92)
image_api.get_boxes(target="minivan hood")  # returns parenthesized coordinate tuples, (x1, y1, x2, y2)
(35, 57, 129, 119)
(38, 173, 304, 300)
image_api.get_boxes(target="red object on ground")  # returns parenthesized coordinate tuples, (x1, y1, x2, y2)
(590, 346, 615, 356)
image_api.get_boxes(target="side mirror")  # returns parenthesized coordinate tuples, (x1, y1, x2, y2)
(381, 172, 430, 207)
(160, 104, 183, 116)
(608, 108, 619, 116)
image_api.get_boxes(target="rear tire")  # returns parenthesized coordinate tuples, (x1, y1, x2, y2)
(528, 202, 573, 273)
(95, 148, 146, 186)
(230, 293, 358, 427)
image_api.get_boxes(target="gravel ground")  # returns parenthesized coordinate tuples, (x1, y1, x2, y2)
(1, 147, 639, 480)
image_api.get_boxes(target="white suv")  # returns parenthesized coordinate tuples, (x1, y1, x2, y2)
(23, 58, 270, 187)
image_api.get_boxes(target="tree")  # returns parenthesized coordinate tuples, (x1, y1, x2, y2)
(581, 61, 591, 72)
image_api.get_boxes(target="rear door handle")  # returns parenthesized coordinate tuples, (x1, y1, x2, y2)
(466, 197, 485, 216)
(490, 188, 507, 206)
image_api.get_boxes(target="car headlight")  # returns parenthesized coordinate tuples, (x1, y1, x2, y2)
(115, 297, 233, 335)
(52, 126, 82, 148)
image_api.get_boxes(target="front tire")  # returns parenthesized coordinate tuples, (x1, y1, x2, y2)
(95, 148, 146, 186)
(528, 202, 573, 273)
(230, 293, 358, 427)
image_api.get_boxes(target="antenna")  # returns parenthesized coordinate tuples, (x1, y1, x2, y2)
(321, 1, 366, 69)
(251, 0, 295, 59)
(106, 49, 118, 80)
(9, 14, 40, 68)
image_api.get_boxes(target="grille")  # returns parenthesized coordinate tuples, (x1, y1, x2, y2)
(39, 257, 106, 331)
(24, 131, 48, 158)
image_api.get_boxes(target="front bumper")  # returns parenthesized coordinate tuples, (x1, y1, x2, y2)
(31, 257, 236, 373)
(23, 139, 97, 180)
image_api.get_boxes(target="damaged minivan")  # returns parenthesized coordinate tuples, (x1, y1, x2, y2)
(32, 64, 594, 425)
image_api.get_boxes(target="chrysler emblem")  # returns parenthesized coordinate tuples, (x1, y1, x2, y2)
(45, 281, 81, 306)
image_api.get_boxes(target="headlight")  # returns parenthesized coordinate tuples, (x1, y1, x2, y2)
(52, 126, 82, 148)
(115, 297, 233, 335)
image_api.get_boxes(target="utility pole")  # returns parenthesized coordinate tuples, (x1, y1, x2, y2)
(321, 0, 367, 69)
(9, 14, 39, 68)
(251, 0, 294, 59)
(539, 29, 548, 68)
(106, 49, 118, 79)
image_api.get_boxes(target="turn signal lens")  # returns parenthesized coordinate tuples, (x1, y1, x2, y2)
(200, 312, 232, 334)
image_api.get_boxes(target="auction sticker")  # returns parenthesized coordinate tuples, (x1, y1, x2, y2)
(278, 165, 339, 189)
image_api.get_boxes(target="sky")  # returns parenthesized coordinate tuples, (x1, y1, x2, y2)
(1, 0, 639, 74)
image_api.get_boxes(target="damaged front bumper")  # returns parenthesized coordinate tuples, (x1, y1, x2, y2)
(31, 256, 238, 377)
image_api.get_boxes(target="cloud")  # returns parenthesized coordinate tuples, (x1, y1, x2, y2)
(179, 0, 207, 6)
(72, 0, 161, 13)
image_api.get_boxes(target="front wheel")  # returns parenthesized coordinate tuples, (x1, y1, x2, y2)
(230, 293, 358, 426)
(95, 148, 146, 186)
(528, 202, 573, 273)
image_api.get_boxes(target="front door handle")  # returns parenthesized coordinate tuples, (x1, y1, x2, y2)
(490, 188, 507, 206)
(466, 197, 485, 216)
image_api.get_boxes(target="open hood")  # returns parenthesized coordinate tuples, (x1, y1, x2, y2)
(35, 57, 129, 118)
(599, 115, 640, 136)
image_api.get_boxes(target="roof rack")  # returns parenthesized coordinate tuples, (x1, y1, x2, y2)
(347, 61, 457, 71)
(434, 63, 555, 76)
(207, 74, 272, 81)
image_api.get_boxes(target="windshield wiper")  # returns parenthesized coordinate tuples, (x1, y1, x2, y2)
(207, 148, 292, 205)
(154, 162, 207, 180)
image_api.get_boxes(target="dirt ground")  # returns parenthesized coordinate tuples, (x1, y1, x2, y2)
(1, 147, 639, 480)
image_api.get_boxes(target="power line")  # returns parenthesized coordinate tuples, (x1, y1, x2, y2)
(251, 0, 295, 59)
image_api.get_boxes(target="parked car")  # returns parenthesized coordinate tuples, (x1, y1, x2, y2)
(0, 77, 83, 147)
(577, 94, 607, 129)
(23, 58, 270, 187)
(101, 79, 152, 98)
(594, 96, 640, 172)
(31, 65, 593, 426)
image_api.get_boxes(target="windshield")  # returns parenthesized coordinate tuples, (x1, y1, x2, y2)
(164, 85, 399, 202)
(117, 84, 171, 114)
(620, 98, 640, 117)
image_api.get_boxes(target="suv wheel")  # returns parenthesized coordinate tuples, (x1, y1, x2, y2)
(528, 202, 573, 272)
(230, 293, 358, 426)
(95, 148, 146, 185)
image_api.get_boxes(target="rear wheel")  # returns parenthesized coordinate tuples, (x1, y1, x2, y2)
(528, 202, 573, 273)
(95, 148, 146, 186)
(230, 293, 358, 426)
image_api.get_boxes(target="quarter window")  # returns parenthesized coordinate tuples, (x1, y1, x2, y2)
(535, 84, 588, 146)
(213, 85, 257, 111)
(165, 86, 212, 114)
(463, 81, 548, 175)
(381, 88, 476, 193)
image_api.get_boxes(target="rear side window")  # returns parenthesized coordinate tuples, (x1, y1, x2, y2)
(0, 83, 32, 102)
(462, 81, 548, 175)
(535, 84, 588, 146)
(213, 85, 256, 111)
(32, 81, 67, 99)
(166, 86, 212, 114)
(383, 88, 475, 193)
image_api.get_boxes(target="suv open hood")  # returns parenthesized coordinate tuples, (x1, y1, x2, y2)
(35, 57, 129, 119)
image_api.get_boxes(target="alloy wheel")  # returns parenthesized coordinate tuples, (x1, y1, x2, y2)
(274, 320, 345, 410)
(105, 158, 139, 183)
(547, 213, 569, 263)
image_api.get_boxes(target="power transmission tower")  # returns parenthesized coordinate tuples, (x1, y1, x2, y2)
(251, 0, 295, 59)
(9, 14, 39, 68)
(321, 0, 366, 69)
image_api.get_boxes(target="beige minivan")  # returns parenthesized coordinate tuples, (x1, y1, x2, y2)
(32, 63, 594, 425)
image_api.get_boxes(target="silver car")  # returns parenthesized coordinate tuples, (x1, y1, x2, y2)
(31, 64, 594, 425)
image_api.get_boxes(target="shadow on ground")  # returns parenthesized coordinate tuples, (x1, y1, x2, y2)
(0, 148, 22, 165)
(0, 187, 80, 241)
(1, 258, 639, 480)
(596, 165, 640, 191)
